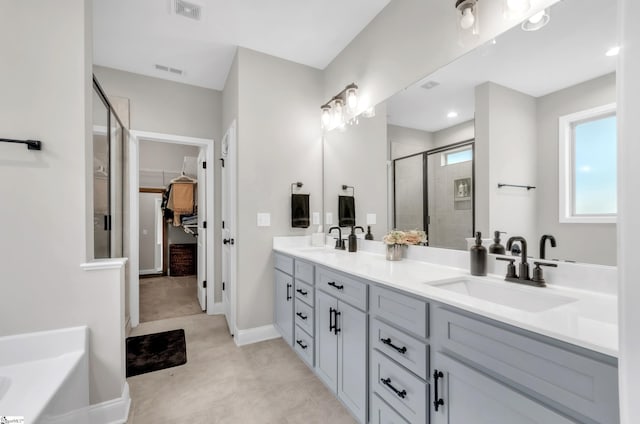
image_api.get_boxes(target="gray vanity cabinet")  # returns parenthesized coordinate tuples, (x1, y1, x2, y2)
(431, 352, 575, 424)
(274, 267, 294, 346)
(315, 267, 368, 424)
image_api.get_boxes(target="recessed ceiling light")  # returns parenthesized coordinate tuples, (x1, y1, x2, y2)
(447, 111, 458, 118)
(606, 46, 621, 57)
(421, 81, 440, 90)
(521, 8, 550, 31)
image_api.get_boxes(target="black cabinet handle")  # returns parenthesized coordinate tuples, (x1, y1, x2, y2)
(380, 378, 407, 399)
(329, 307, 336, 333)
(286, 283, 292, 301)
(296, 288, 308, 296)
(334, 310, 341, 335)
(296, 339, 308, 350)
(433, 370, 444, 411)
(296, 312, 308, 320)
(328, 281, 344, 290)
(380, 337, 407, 354)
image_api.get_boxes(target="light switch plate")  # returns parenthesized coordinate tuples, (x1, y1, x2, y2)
(325, 212, 333, 225)
(257, 213, 271, 227)
(366, 213, 377, 225)
(312, 212, 320, 225)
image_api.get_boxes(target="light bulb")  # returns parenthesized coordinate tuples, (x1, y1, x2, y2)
(447, 111, 458, 118)
(606, 46, 621, 57)
(347, 89, 358, 111)
(506, 0, 530, 13)
(321, 106, 332, 129)
(460, 7, 475, 30)
(528, 10, 545, 24)
(332, 100, 344, 127)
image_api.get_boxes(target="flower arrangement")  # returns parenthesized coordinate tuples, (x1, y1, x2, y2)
(383, 230, 427, 246)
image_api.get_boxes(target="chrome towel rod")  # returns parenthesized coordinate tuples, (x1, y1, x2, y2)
(0, 138, 42, 150)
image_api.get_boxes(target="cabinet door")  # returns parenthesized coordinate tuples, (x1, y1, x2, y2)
(274, 269, 294, 345)
(432, 353, 575, 424)
(338, 300, 367, 424)
(315, 290, 338, 391)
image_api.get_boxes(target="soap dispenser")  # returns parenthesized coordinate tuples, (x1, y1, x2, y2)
(348, 226, 365, 252)
(470, 232, 487, 276)
(489, 231, 506, 254)
(365, 225, 374, 240)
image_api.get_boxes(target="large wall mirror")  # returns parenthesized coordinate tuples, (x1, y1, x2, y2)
(323, 0, 617, 265)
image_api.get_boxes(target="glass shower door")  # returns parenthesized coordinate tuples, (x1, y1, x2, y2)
(93, 85, 110, 259)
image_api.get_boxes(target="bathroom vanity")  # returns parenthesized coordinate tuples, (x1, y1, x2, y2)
(273, 240, 618, 424)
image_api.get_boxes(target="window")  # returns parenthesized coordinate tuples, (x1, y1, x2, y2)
(442, 147, 473, 166)
(559, 103, 616, 223)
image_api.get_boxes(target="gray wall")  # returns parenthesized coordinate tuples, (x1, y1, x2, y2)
(394, 154, 424, 230)
(433, 120, 475, 148)
(325, 103, 389, 238)
(388, 124, 434, 159)
(235, 48, 323, 330)
(536, 73, 616, 265)
(0, 0, 125, 405)
(94, 66, 225, 300)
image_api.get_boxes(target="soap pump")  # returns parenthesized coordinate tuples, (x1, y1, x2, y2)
(470, 232, 487, 276)
(365, 225, 374, 240)
(348, 226, 365, 252)
(489, 231, 506, 254)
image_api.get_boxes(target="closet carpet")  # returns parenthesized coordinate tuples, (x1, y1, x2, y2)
(126, 314, 357, 424)
(139, 275, 203, 323)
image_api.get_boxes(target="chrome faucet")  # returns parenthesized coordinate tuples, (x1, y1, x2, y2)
(328, 227, 345, 250)
(539, 234, 557, 260)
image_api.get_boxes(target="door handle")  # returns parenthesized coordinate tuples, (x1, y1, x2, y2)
(296, 339, 308, 350)
(334, 310, 341, 335)
(286, 283, 292, 301)
(327, 281, 344, 290)
(380, 378, 407, 399)
(296, 288, 308, 296)
(433, 370, 444, 411)
(223, 238, 235, 245)
(380, 337, 407, 354)
(296, 312, 308, 320)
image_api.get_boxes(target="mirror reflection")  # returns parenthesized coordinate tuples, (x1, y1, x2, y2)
(323, 0, 617, 265)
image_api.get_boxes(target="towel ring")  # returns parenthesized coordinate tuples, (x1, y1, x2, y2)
(291, 182, 309, 195)
(341, 185, 355, 197)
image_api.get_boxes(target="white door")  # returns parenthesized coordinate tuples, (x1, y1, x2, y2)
(197, 149, 207, 310)
(221, 121, 237, 334)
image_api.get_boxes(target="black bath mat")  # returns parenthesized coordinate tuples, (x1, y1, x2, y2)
(126, 329, 187, 377)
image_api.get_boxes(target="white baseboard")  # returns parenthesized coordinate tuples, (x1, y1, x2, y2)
(88, 382, 131, 424)
(234, 324, 280, 346)
(138, 269, 160, 276)
(208, 302, 225, 315)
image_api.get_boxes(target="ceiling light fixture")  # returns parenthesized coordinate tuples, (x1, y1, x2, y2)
(504, 0, 530, 17)
(606, 46, 621, 57)
(455, 0, 479, 35)
(447, 111, 459, 118)
(521, 8, 550, 31)
(320, 83, 361, 131)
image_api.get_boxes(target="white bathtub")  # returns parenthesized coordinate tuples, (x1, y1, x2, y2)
(0, 326, 89, 423)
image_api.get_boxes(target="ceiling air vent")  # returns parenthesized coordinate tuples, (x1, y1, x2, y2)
(155, 64, 185, 76)
(173, 0, 202, 20)
(421, 81, 440, 90)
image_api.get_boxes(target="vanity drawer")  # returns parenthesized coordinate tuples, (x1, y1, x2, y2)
(371, 350, 428, 424)
(435, 307, 619, 424)
(371, 318, 429, 380)
(294, 325, 314, 368)
(274, 253, 293, 275)
(370, 285, 429, 339)
(294, 259, 314, 284)
(294, 299, 314, 335)
(295, 279, 314, 306)
(371, 393, 410, 424)
(316, 266, 367, 310)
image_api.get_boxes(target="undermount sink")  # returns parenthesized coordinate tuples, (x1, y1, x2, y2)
(430, 277, 578, 312)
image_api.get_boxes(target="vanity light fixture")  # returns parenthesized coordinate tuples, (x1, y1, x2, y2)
(521, 8, 550, 31)
(455, 0, 479, 34)
(320, 83, 360, 130)
(606, 46, 621, 57)
(361, 106, 376, 118)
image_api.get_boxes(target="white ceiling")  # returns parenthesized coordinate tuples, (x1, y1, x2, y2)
(386, 0, 618, 133)
(93, 0, 391, 90)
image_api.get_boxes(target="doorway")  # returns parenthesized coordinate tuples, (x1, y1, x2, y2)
(128, 130, 215, 327)
(221, 121, 237, 336)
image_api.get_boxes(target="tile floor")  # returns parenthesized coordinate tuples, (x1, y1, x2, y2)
(139, 275, 203, 322)
(126, 314, 357, 424)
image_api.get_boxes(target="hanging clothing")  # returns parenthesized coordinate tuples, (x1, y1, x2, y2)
(165, 181, 197, 226)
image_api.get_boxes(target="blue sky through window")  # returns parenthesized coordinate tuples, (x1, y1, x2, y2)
(574, 115, 617, 215)
(446, 148, 473, 165)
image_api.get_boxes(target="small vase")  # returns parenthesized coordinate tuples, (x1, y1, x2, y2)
(386, 244, 403, 261)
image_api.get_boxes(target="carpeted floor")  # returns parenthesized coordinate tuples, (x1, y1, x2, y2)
(139, 275, 203, 323)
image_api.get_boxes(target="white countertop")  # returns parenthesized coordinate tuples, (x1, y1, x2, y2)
(273, 243, 618, 358)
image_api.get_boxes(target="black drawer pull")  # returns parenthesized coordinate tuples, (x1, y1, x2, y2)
(433, 370, 444, 411)
(286, 283, 292, 301)
(296, 288, 308, 296)
(296, 339, 308, 349)
(296, 312, 308, 320)
(381, 377, 407, 399)
(380, 337, 407, 354)
(328, 281, 344, 290)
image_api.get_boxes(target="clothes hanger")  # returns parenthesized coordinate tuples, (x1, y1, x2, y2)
(170, 172, 196, 183)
